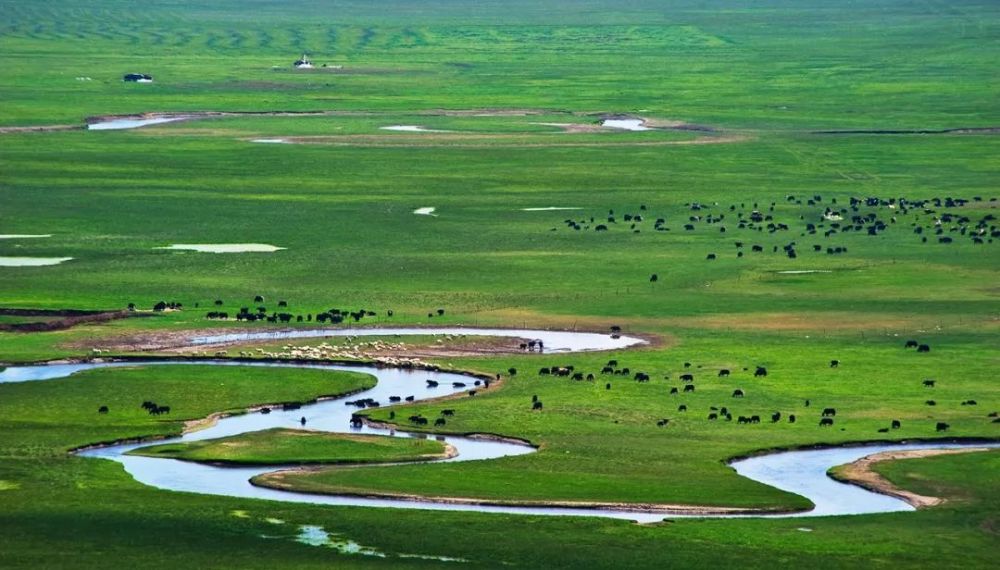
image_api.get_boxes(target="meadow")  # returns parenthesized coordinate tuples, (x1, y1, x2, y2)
(1, 1, 998, 568)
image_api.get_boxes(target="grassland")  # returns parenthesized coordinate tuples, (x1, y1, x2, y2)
(130, 428, 448, 465)
(1, 0, 998, 568)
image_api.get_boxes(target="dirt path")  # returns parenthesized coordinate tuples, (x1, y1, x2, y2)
(833, 448, 990, 508)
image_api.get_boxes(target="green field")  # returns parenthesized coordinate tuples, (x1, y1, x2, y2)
(1, 0, 998, 568)
(131, 428, 448, 465)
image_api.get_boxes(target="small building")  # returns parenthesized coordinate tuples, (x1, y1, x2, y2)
(123, 73, 153, 83)
(293, 54, 313, 69)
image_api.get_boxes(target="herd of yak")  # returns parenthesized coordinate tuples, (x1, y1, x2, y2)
(555, 194, 998, 264)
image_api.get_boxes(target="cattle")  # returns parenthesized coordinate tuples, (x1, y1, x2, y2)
(260, 407, 271, 415)
(961, 400, 977, 406)
(905, 340, 919, 348)
(572, 372, 585, 381)
(606, 383, 612, 390)
(720, 407, 729, 416)
(819, 418, 834, 427)
(732, 389, 745, 398)
(532, 401, 543, 410)
(822, 408, 836, 417)
(935, 422, 949, 432)
(718, 369, 730, 377)
(805, 399, 810, 407)
(754, 366, 768, 377)
(684, 384, 695, 393)
(349, 416, 364, 428)
(788, 414, 796, 423)
(586, 373, 595, 381)
(601, 366, 614, 374)
(891, 420, 901, 429)
(468, 390, 477, 396)
(737, 416, 750, 425)
(435, 418, 447, 427)
(678, 405, 687, 412)
(98, 406, 109, 414)
(634, 372, 650, 382)
(508, 368, 517, 376)
(707, 413, 718, 421)
(706, 253, 717, 260)
(283, 403, 301, 411)
(877, 428, 889, 433)
(452, 382, 466, 388)
(405, 395, 415, 402)
(917, 344, 931, 353)
(389, 396, 402, 403)
(300, 416, 307, 426)
(680, 373, 694, 382)
(607, 359, 619, 367)
(656, 419, 669, 427)
(922, 379, 935, 388)
(830, 360, 839, 368)
(539, 367, 550, 375)
(926, 400, 936, 406)
(441, 409, 455, 416)
(771, 412, 781, 423)
(683, 362, 692, 368)
(669, 387, 678, 394)
(750, 415, 761, 424)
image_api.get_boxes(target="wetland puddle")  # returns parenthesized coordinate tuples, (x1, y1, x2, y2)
(0, 234, 51, 239)
(601, 119, 650, 131)
(155, 244, 286, 253)
(413, 207, 437, 216)
(380, 125, 448, 133)
(521, 207, 582, 211)
(0, 257, 72, 266)
(88, 117, 186, 130)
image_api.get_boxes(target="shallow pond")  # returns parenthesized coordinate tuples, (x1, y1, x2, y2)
(381, 125, 446, 133)
(189, 326, 646, 352)
(0, 256, 72, 267)
(412, 207, 437, 216)
(601, 119, 650, 131)
(88, 117, 186, 130)
(156, 244, 285, 253)
(0, 234, 51, 239)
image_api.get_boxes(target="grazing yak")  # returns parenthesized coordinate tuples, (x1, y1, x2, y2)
(819, 418, 834, 427)
(754, 366, 768, 377)
(656, 419, 670, 427)
(98, 406, 109, 414)
(669, 387, 678, 394)
(830, 360, 839, 368)
(936, 422, 949, 432)
(923, 379, 935, 388)
(678, 405, 687, 412)
(822, 408, 836, 417)
(532, 401, 543, 410)
(680, 373, 694, 382)
(732, 389, 745, 398)
(718, 369, 730, 377)
(788, 414, 796, 423)
(434, 418, 446, 427)
(917, 344, 931, 353)
(891, 420, 901, 429)
(441, 409, 455, 416)
(683, 384, 695, 393)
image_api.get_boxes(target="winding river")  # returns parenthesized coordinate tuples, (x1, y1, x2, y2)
(1, 328, 994, 523)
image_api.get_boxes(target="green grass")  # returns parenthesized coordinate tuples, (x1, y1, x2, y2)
(130, 427, 447, 465)
(0, 365, 375, 453)
(1, 0, 999, 567)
